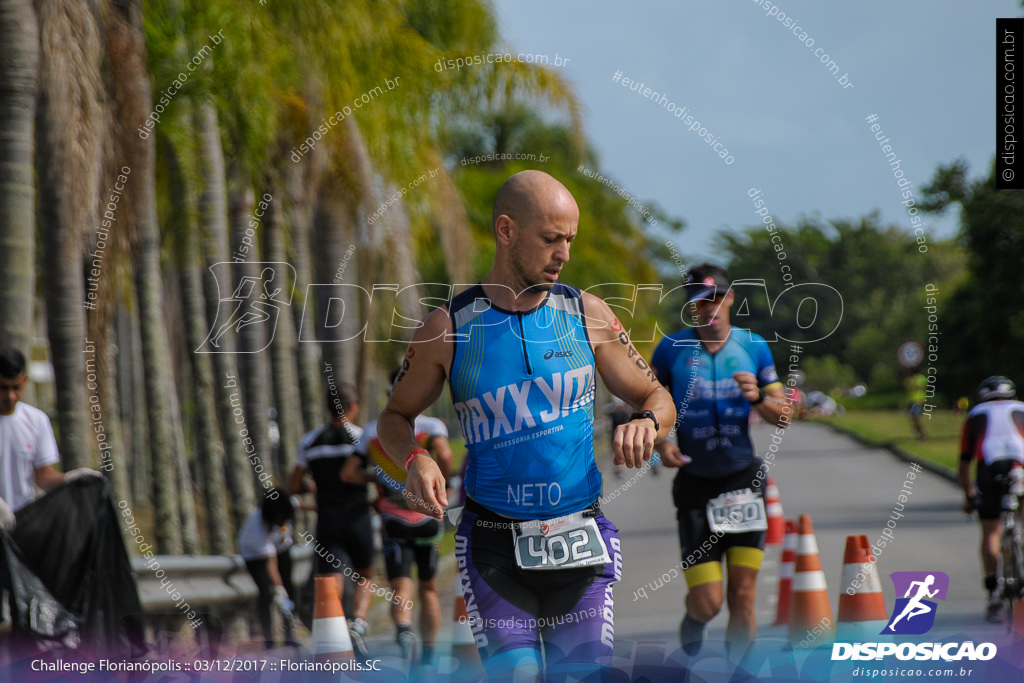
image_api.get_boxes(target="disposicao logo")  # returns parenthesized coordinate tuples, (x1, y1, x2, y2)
(832, 570, 997, 662)
(883, 571, 948, 635)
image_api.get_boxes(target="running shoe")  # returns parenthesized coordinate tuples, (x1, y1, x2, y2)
(396, 624, 417, 663)
(680, 615, 706, 656)
(349, 617, 370, 660)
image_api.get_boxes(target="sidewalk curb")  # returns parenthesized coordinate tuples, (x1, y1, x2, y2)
(815, 420, 958, 485)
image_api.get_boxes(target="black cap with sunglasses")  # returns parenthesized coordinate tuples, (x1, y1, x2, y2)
(683, 264, 731, 303)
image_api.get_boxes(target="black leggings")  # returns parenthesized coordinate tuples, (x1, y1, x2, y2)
(245, 550, 295, 646)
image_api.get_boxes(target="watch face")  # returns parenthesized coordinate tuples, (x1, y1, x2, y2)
(632, 411, 658, 430)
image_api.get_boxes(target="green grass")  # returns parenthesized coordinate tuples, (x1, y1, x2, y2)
(840, 392, 911, 411)
(816, 410, 964, 471)
(449, 436, 466, 471)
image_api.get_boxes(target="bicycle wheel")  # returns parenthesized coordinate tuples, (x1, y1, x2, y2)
(999, 526, 1016, 625)
(1014, 526, 1024, 591)
(1002, 524, 1024, 629)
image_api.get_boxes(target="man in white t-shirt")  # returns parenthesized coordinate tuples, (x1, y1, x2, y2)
(237, 490, 302, 649)
(0, 348, 66, 524)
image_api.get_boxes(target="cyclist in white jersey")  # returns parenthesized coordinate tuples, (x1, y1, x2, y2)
(959, 375, 1024, 621)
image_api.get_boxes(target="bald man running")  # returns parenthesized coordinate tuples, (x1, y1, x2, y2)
(378, 171, 675, 682)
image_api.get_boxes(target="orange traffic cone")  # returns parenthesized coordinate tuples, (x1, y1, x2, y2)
(765, 477, 785, 545)
(311, 575, 354, 662)
(773, 519, 798, 626)
(789, 515, 834, 646)
(836, 535, 889, 640)
(452, 574, 485, 680)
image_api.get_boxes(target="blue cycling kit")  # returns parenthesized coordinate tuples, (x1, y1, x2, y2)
(447, 282, 618, 680)
(651, 327, 781, 478)
(450, 282, 601, 519)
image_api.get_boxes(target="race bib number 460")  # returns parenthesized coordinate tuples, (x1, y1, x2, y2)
(513, 514, 609, 570)
(706, 488, 767, 534)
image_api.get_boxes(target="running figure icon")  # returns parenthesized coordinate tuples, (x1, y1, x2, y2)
(198, 262, 295, 353)
(887, 574, 939, 631)
(209, 268, 282, 348)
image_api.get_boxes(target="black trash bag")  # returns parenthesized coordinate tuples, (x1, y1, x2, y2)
(1, 476, 145, 656)
(0, 532, 79, 651)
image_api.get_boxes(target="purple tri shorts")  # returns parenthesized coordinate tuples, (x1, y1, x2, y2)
(454, 498, 622, 679)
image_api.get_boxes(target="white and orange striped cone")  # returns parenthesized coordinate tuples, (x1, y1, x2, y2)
(311, 574, 354, 662)
(789, 514, 834, 646)
(452, 574, 485, 680)
(836, 535, 889, 640)
(773, 519, 798, 626)
(765, 477, 786, 546)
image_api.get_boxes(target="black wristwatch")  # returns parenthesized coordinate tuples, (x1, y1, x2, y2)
(630, 410, 660, 431)
(750, 388, 766, 406)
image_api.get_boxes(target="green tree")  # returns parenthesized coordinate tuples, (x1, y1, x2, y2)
(802, 355, 857, 393)
(716, 214, 964, 392)
(920, 158, 1024, 397)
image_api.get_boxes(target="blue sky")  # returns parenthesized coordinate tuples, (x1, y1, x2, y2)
(494, 0, 1020, 261)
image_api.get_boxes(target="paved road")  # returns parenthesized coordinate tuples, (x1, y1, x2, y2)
(602, 420, 1020, 680)
(611, 419, 987, 640)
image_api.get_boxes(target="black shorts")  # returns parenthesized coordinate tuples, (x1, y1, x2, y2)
(977, 459, 1019, 521)
(382, 517, 441, 581)
(672, 460, 767, 585)
(316, 506, 376, 572)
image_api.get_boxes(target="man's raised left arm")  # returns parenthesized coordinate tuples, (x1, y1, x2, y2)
(583, 293, 675, 468)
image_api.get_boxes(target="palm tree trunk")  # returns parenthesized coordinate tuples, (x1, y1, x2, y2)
(182, 234, 231, 554)
(175, 420, 201, 555)
(97, 341, 131, 505)
(34, 0, 105, 471)
(118, 290, 149, 505)
(196, 100, 255, 530)
(136, 174, 184, 553)
(433, 168, 474, 284)
(106, 0, 149, 510)
(38, 219, 90, 471)
(106, 0, 183, 553)
(312, 191, 359, 386)
(284, 161, 323, 435)
(135, 171, 184, 554)
(263, 188, 302, 478)
(0, 0, 39, 352)
(341, 117, 422, 398)
(229, 183, 274, 491)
